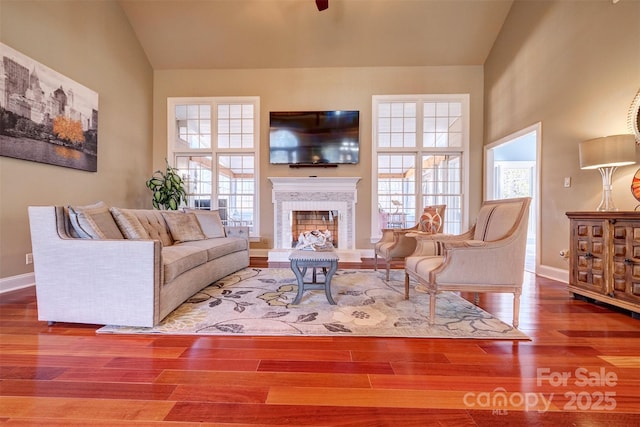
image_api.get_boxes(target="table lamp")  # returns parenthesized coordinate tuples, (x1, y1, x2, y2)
(579, 134, 637, 211)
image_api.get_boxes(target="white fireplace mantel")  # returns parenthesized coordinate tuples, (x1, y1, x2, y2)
(268, 176, 361, 262)
(269, 177, 360, 195)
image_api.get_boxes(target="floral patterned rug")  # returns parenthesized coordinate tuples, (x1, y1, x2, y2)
(97, 268, 529, 339)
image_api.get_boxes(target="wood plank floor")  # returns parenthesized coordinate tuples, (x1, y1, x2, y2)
(1, 258, 640, 426)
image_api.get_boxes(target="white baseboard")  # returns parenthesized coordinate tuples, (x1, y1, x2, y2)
(0, 257, 567, 296)
(250, 248, 270, 258)
(0, 272, 35, 294)
(536, 264, 569, 284)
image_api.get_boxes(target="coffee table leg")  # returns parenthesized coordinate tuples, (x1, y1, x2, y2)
(290, 259, 305, 304)
(323, 260, 338, 305)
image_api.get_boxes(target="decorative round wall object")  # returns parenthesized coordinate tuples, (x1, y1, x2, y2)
(631, 168, 640, 204)
(629, 89, 640, 144)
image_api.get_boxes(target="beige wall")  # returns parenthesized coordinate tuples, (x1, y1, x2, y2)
(154, 66, 485, 250)
(484, 0, 640, 271)
(0, 0, 153, 279)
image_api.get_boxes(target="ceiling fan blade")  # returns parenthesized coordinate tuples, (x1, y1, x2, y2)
(316, 0, 328, 11)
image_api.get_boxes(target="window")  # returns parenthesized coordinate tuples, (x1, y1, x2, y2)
(168, 97, 260, 237)
(372, 95, 469, 239)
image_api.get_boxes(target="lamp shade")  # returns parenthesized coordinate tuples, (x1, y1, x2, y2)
(579, 134, 637, 170)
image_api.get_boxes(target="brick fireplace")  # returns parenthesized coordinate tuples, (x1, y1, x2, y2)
(291, 210, 339, 248)
(268, 177, 360, 262)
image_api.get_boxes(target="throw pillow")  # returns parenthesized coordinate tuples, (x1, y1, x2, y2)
(161, 212, 206, 243)
(110, 207, 151, 240)
(68, 201, 124, 240)
(418, 206, 443, 234)
(184, 208, 226, 238)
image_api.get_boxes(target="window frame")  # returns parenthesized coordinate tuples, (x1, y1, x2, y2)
(167, 96, 260, 240)
(371, 94, 470, 241)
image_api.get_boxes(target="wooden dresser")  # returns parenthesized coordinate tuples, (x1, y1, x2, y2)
(566, 211, 640, 317)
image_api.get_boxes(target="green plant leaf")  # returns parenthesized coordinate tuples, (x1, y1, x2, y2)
(147, 160, 187, 210)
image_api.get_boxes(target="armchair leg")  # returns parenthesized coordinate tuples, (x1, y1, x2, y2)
(385, 261, 391, 281)
(374, 253, 378, 271)
(429, 290, 436, 325)
(404, 273, 409, 299)
(513, 290, 521, 329)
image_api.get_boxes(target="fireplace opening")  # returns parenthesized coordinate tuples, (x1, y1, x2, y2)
(291, 210, 338, 248)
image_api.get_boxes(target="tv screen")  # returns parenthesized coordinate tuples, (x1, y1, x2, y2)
(269, 110, 359, 165)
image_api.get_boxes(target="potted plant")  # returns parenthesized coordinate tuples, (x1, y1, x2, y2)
(146, 160, 188, 210)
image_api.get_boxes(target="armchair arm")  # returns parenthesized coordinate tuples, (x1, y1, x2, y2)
(433, 232, 526, 285)
(376, 228, 396, 244)
(405, 229, 474, 257)
(378, 224, 419, 242)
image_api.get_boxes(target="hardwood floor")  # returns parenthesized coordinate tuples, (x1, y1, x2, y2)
(1, 258, 639, 426)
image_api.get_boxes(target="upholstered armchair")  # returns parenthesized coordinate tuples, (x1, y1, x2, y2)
(374, 205, 445, 281)
(404, 197, 531, 328)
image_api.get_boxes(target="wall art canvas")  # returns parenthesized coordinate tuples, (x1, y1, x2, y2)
(0, 43, 99, 172)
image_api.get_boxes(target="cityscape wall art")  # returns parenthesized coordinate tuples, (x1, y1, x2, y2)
(0, 43, 99, 172)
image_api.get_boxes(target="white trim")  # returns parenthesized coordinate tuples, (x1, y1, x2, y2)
(371, 93, 470, 240)
(537, 264, 569, 284)
(268, 177, 360, 252)
(166, 96, 261, 238)
(0, 272, 35, 294)
(485, 122, 542, 276)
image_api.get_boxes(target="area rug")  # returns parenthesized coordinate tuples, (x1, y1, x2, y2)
(97, 268, 529, 339)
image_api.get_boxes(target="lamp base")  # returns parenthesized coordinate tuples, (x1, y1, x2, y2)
(597, 166, 619, 211)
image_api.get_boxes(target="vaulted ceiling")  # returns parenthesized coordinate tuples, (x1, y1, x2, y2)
(119, 0, 514, 70)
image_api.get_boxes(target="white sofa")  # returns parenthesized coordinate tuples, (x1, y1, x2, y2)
(28, 202, 250, 327)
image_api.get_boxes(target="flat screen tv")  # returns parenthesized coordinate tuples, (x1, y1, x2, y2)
(269, 110, 359, 165)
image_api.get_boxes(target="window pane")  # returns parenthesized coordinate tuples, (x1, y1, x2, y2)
(217, 103, 254, 149)
(218, 154, 255, 232)
(187, 105, 199, 119)
(174, 104, 211, 149)
(436, 102, 449, 116)
(377, 102, 417, 149)
(242, 104, 254, 118)
(422, 102, 459, 149)
(377, 154, 416, 230)
(378, 103, 391, 117)
(449, 116, 462, 132)
(378, 117, 391, 133)
(175, 155, 213, 210)
(374, 96, 466, 236)
(169, 97, 259, 236)
(421, 153, 462, 235)
(378, 132, 391, 148)
(448, 132, 462, 147)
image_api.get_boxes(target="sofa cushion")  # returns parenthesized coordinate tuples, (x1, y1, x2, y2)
(180, 237, 248, 261)
(110, 207, 151, 240)
(161, 212, 206, 243)
(68, 201, 124, 239)
(161, 245, 208, 284)
(130, 210, 174, 246)
(184, 208, 226, 238)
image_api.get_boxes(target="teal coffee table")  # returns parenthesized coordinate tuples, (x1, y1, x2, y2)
(288, 249, 339, 305)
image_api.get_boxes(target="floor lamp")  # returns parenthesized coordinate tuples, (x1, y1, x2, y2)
(579, 134, 637, 211)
